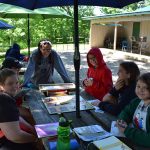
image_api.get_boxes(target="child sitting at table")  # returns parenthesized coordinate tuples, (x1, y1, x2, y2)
(81, 47, 113, 100)
(93, 61, 140, 116)
(1, 57, 34, 124)
(117, 73, 150, 147)
(1, 57, 23, 75)
(0, 69, 38, 150)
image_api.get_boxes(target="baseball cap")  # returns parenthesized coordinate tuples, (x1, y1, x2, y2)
(2, 57, 23, 69)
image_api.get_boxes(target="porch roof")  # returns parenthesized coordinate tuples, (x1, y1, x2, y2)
(82, 6, 150, 21)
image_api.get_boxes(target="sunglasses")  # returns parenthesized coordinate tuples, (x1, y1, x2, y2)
(40, 40, 52, 45)
(41, 48, 51, 52)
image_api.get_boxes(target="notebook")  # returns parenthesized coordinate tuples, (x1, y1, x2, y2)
(35, 122, 58, 138)
(93, 136, 132, 150)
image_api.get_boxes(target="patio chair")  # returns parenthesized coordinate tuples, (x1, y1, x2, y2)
(129, 36, 136, 52)
(139, 42, 149, 55)
(104, 38, 112, 48)
(121, 40, 129, 51)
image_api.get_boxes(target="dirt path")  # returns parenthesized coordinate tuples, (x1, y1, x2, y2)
(53, 47, 150, 84)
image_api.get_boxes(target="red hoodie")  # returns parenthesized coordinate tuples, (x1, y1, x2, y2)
(84, 48, 113, 100)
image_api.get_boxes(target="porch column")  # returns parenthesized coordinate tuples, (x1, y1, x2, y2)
(113, 23, 118, 50)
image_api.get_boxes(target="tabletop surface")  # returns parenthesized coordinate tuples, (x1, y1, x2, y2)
(25, 89, 149, 150)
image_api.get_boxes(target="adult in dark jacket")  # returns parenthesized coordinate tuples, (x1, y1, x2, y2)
(5, 43, 25, 61)
(93, 61, 140, 116)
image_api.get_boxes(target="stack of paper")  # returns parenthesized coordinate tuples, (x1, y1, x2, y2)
(73, 125, 112, 141)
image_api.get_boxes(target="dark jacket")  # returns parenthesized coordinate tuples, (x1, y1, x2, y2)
(99, 81, 137, 116)
(5, 43, 24, 60)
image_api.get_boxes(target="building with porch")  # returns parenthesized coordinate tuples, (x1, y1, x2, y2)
(83, 6, 150, 55)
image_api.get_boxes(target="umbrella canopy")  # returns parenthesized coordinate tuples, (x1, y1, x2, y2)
(0, 0, 142, 118)
(0, 3, 70, 56)
(0, 3, 70, 18)
(0, 20, 13, 29)
(0, 0, 143, 9)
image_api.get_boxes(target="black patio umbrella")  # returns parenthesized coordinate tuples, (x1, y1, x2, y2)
(0, 0, 143, 118)
(0, 1, 143, 10)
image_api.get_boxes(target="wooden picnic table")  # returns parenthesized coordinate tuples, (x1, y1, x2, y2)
(25, 89, 149, 150)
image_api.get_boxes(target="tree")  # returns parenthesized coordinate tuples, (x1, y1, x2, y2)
(101, 0, 150, 14)
(0, 6, 95, 50)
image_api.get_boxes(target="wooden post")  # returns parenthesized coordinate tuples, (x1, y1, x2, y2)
(113, 24, 118, 50)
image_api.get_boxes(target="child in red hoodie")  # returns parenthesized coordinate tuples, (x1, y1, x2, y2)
(82, 48, 113, 101)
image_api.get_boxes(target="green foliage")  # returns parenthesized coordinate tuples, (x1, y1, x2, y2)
(101, 0, 150, 14)
(0, 6, 94, 52)
(101, 7, 121, 14)
(0, 1, 149, 53)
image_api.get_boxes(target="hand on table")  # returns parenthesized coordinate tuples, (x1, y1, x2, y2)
(91, 100, 100, 106)
(116, 119, 127, 133)
(84, 78, 93, 87)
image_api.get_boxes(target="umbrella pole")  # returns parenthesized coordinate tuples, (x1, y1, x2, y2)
(27, 14, 30, 57)
(74, 0, 81, 118)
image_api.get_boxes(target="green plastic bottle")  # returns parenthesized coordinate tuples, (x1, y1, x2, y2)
(57, 117, 70, 150)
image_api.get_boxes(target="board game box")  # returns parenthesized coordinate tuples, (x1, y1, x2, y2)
(42, 95, 94, 114)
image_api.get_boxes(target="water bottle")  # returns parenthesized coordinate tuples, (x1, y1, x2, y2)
(57, 117, 70, 150)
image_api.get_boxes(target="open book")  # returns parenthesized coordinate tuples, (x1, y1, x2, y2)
(73, 125, 112, 141)
(93, 136, 131, 150)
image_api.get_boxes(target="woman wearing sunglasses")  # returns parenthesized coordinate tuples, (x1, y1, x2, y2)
(23, 39, 71, 88)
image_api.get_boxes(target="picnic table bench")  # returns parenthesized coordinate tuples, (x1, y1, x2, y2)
(25, 89, 149, 150)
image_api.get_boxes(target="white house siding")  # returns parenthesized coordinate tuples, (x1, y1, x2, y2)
(90, 15, 150, 53)
(90, 23, 114, 47)
(140, 21, 150, 52)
